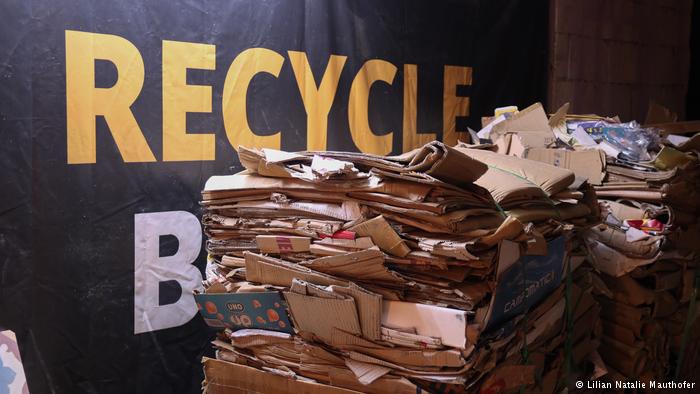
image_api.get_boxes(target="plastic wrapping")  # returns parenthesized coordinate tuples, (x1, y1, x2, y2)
(567, 120, 660, 161)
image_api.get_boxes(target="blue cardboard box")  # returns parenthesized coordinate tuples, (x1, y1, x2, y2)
(484, 236, 567, 330)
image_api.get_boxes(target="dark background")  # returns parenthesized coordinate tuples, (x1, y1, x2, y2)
(687, 0, 699, 120)
(0, 0, 548, 392)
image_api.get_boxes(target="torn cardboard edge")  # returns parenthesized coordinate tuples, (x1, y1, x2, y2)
(349, 215, 410, 257)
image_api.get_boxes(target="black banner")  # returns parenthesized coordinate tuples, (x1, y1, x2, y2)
(0, 0, 548, 392)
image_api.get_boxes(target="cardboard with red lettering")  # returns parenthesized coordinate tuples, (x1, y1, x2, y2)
(255, 235, 311, 253)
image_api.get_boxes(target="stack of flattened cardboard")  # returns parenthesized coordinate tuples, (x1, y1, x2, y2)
(584, 199, 700, 384)
(450, 143, 605, 392)
(478, 102, 700, 384)
(197, 141, 594, 393)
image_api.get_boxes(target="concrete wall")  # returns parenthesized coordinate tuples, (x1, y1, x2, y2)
(548, 0, 692, 121)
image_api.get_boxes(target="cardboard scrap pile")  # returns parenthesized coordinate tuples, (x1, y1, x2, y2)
(197, 141, 601, 393)
(476, 102, 700, 384)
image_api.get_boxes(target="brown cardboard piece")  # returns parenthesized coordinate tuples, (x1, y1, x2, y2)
(202, 357, 360, 394)
(330, 328, 386, 349)
(285, 281, 362, 342)
(507, 131, 557, 154)
(255, 235, 311, 253)
(328, 369, 418, 394)
(309, 236, 375, 257)
(330, 283, 383, 340)
(525, 148, 607, 185)
(349, 215, 410, 257)
(301, 248, 404, 284)
(474, 165, 549, 208)
(244, 251, 348, 288)
(315, 141, 489, 187)
(489, 102, 554, 141)
(237, 146, 310, 179)
(457, 147, 575, 196)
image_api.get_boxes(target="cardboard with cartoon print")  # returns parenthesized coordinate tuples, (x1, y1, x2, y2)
(195, 291, 294, 334)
